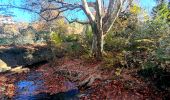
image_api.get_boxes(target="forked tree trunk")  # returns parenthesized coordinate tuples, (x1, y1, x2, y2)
(91, 23, 104, 61)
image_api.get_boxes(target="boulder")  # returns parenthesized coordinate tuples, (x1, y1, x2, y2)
(0, 45, 52, 67)
(0, 59, 11, 72)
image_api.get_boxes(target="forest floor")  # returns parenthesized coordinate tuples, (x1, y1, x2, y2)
(0, 57, 169, 100)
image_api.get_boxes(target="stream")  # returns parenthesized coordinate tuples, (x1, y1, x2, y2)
(0, 71, 80, 100)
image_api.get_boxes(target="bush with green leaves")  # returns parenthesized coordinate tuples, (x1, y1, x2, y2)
(83, 25, 93, 46)
(48, 31, 88, 58)
(104, 32, 129, 51)
(50, 31, 62, 46)
(61, 34, 80, 42)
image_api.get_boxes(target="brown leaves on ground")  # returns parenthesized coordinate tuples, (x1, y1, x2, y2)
(0, 76, 16, 98)
(37, 57, 165, 99)
(0, 57, 166, 99)
(80, 78, 162, 100)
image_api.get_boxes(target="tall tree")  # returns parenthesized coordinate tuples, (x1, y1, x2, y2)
(1, 0, 130, 60)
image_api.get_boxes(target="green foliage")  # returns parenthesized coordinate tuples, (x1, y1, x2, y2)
(154, 36, 170, 70)
(84, 25, 93, 46)
(104, 33, 128, 51)
(128, 38, 156, 51)
(155, 48, 170, 62)
(138, 60, 170, 90)
(142, 61, 157, 70)
(63, 42, 86, 58)
(152, 2, 170, 24)
(101, 51, 127, 70)
(49, 32, 88, 58)
(102, 53, 116, 70)
(62, 34, 79, 42)
(50, 31, 62, 46)
(130, 4, 141, 15)
(35, 31, 49, 43)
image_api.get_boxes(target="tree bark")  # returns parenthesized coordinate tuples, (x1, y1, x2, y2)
(91, 23, 104, 61)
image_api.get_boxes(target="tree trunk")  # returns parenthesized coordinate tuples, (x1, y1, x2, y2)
(91, 23, 104, 61)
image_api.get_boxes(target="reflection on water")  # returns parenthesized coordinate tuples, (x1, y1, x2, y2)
(31, 89, 79, 100)
(13, 71, 79, 100)
(14, 80, 44, 100)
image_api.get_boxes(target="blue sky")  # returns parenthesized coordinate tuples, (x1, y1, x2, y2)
(139, 0, 156, 12)
(0, 0, 38, 22)
(0, 0, 157, 22)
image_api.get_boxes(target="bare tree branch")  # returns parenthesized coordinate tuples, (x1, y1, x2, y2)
(0, 4, 59, 22)
(65, 17, 89, 24)
(95, 0, 103, 33)
(81, 0, 95, 22)
(103, 0, 125, 34)
(0, 5, 39, 14)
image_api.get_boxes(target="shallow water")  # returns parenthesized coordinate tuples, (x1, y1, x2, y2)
(13, 72, 79, 100)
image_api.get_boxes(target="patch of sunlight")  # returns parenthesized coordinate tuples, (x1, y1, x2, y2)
(11, 66, 30, 74)
(135, 39, 154, 43)
(115, 68, 122, 76)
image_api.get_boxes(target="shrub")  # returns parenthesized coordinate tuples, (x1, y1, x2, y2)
(50, 31, 62, 47)
(104, 33, 128, 51)
(65, 42, 87, 58)
(101, 51, 127, 70)
(62, 34, 79, 42)
(84, 25, 93, 47)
